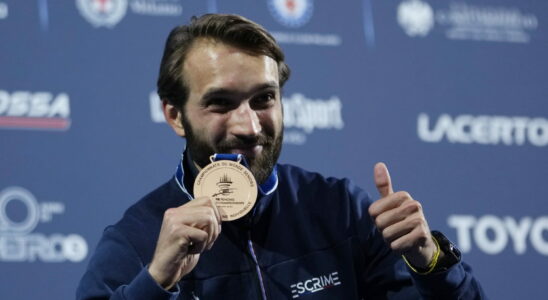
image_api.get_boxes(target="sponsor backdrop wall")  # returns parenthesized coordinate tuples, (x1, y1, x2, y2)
(1, 0, 547, 299)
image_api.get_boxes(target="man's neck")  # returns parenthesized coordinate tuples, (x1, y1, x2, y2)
(183, 150, 200, 178)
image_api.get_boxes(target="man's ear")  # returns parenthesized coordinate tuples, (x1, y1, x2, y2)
(162, 100, 186, 137)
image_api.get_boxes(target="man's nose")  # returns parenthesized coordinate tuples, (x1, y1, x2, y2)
(229, 102, 261, 137)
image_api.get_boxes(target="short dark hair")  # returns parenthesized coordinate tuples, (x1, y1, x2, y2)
(157, 14, 291, 109)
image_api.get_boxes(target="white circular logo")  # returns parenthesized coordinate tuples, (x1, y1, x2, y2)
(268, 0, 314, 28)
(63, 234, 89, 262)
(0, 187, 40, 234)
(397, 0, 434, 37)
(76, 0, 128, 28)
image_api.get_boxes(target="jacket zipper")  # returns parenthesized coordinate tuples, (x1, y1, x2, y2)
(248, 232, 268, 300)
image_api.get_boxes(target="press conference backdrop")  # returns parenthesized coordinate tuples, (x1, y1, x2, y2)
(1, 0, 547, 299)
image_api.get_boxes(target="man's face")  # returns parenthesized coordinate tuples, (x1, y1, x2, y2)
(178, 39, 284, 183)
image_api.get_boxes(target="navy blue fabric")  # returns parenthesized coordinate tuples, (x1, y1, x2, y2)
(77, 163, 485, 299)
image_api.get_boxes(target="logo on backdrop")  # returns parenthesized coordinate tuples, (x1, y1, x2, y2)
(76, 0, 128, 28)
(397, 0, 434, 37)
(149, 91, 345, 146)
(267, 0, 341, 47)
(268, 0, 314, 28)
(290, 271, 341, 298)
(77, 0, 183, 28)
(417, 113, 548, 147)
(0, 2, 8, 20)
(397, 0, 538, 43)
(0, 187, 88, 262)
(149, 91, 165, 123)
(0, 90, 71, 131)
(448, 215, 548, 256)
(283, 93, 344, 145)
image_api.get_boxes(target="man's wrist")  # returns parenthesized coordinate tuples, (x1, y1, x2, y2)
(148, 264, 175, 290)
(402, 235, 441, 275)
(403, 231, 461, 275)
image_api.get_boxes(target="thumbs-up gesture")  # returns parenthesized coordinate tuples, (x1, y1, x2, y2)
(368, 162, 438, 270)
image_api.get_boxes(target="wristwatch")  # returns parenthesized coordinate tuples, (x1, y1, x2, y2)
(431, 230, 461, 271)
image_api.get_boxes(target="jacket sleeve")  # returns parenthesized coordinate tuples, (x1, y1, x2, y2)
(408, 258, 486, 299)
(345, 180, 487, 299)
(76, 226, 180, 300)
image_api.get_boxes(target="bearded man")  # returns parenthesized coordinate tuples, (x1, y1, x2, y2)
(77, 14, 486, 300)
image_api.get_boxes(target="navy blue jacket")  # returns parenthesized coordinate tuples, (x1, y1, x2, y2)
(77, 161, 485, 299)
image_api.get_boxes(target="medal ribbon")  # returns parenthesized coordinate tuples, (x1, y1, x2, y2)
(175, 159, 193, 200)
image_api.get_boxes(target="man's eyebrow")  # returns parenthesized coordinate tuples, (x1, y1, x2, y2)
(202, 81, 279, 100)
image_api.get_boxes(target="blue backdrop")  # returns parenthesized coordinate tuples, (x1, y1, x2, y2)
(1, 0, 547, 299)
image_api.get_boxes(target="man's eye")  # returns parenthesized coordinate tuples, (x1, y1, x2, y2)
(253, 93, 275, 106)
(209, 98, 232, 107)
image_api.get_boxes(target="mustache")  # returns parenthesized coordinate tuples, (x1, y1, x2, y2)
(217, 134, 272, 150)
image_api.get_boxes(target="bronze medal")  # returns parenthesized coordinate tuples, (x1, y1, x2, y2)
(194, 158, 257, 221)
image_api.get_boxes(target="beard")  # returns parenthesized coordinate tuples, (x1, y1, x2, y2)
(182, 117, 283, 184)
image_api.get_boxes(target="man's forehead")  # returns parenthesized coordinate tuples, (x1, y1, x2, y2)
(182, 39, 279, 95)
(186, 37, 264, 58)
(183, 38, 276, 71)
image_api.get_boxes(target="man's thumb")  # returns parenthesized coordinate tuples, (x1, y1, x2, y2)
(374, 162, 394, 198)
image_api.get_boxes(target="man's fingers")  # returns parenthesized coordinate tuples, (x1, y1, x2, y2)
(206, 197, 223, 225)
(204, 197, 223, 246)
(150, 198, 223, 288)
(389, 225, 429, 254)
(369, 164, 436, 267)
(165, 198, 222, 251)
(369, 191, 412, 219)
(193, 197, 222, 250)
(373, 206, 407, 230)
(374, 162, 394, 198)
(383, 221, 415, 246)
(176, 208, 220, 250)
(192, 196, 222, 224)
(182, 225, 209, 254)
(380, 211, 423, 243)
(374, 198, 422, 228)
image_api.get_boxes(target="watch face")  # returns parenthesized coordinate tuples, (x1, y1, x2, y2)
(432, 231, 461, 266)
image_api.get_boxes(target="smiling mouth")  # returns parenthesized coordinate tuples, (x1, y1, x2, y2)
(227, 145, 263, 158)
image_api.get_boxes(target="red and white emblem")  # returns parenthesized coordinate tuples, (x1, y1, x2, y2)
(76, 0, 128, 28)
(268, 0, 314, 28)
